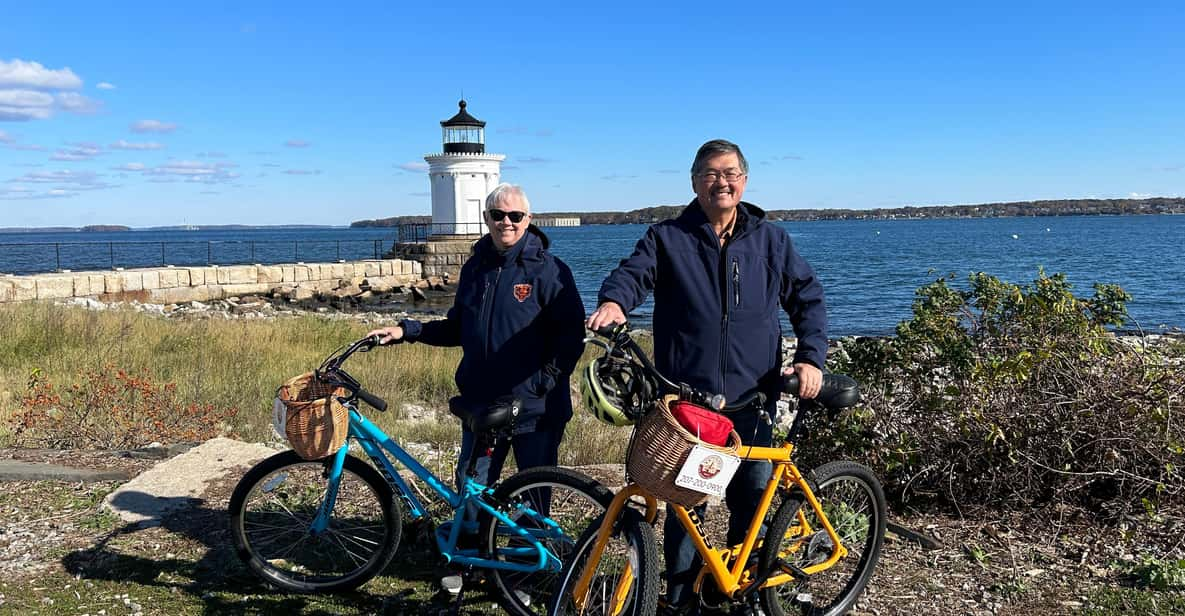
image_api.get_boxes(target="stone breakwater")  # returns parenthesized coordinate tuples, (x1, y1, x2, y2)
(0, 258, 422, 305)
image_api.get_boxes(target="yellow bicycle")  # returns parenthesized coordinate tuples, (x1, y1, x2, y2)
(551, 326, 886, 616)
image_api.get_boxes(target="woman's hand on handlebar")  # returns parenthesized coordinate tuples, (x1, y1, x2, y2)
(783, 363, 822, 399)
(586, 301, 626, 332)
(366, 325, 404, 345)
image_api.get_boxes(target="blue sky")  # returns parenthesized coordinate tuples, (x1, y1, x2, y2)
(1, 1, 1182, 227)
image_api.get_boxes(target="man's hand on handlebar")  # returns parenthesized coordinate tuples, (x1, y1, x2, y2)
(366, 325, 404, 345)
(783, 363, 822, 399)
(586, 301, 626, 332)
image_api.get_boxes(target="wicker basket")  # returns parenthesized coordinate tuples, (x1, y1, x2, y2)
(626, 396, 742, 508)
(277, 372, 349, 460)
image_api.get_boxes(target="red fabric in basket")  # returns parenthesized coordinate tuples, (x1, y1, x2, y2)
(670, 400, 733, 446)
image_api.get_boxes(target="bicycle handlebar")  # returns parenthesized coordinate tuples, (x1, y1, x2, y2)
(589, 322, 860, 412)
(316, 336, 389, 412)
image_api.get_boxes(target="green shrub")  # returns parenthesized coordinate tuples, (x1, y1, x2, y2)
(815, 271, 1185, 513)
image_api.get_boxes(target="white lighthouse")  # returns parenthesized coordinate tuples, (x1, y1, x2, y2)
(423, 100, 506, 239)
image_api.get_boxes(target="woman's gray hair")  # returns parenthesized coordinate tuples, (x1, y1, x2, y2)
(485, 183, 531, 212)
(690, 139, 749, 176)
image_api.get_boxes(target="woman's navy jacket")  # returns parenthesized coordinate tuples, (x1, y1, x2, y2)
(598, 200, 827, 406)
(401, 225, 586, 427)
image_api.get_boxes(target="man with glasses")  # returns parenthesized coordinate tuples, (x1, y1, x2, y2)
(368, 183, 585, 587)
(587, 139, 827, 614)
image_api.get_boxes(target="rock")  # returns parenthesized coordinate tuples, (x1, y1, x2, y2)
(102, 437, 276, 527)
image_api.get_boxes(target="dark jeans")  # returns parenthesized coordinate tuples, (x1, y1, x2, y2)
(664, 408, 774, 607)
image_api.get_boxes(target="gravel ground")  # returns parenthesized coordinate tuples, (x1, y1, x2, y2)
(1, 447, 1181, 615)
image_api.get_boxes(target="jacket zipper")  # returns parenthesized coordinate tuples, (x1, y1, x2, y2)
(718, 243, 730, 398)
(480, 266, 502, 359)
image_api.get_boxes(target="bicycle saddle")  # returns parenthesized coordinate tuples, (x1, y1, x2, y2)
(448, 396, 523, 433)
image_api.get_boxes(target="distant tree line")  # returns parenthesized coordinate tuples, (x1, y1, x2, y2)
(351, 198, 1185, 227)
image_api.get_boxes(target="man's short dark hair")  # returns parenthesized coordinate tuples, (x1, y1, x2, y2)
(691, 139, 749, 176)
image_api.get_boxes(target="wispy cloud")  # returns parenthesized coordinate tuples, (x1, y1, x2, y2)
(0, 129, 11, 143)
(0, 185, 76, 200)
(517, 156, 553, 164)
(396, 161, 429, 172)
(0, 59, 83, 90)
(110, 139, 164, 151)
(50, 142, 104, 161)
(3, 169, 117, 198)
(130, 119, 177, 133)
(778, 154, 804, 161)
(197, 151, 227, 158)
(114, 160, 241, 184)
(601, 174, 639, 181)
(408, 191, 429, 197)
(284, 139, 311, 148)
(1162, 165, 1183, 172)
(55, 92, 102, 114)
(283, 169, 321, 175)
(658, 169, 681, 174)
(96, 82, 116, 90)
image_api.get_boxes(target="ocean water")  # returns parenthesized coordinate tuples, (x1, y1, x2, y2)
(2, 215, 1182, 336)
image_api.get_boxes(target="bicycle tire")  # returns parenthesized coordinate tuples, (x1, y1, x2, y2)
(550, 508, 660, 616)
(758, 461, 886, 616)
(228, 450, 402, 593)
(482, 466, 615, 616)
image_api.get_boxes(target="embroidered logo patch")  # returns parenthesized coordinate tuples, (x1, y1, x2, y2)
(513, 283, 532, 302)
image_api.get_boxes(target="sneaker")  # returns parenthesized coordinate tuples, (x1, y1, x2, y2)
(441, 574, 463, 596)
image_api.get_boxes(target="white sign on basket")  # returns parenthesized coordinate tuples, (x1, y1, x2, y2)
(674, 445, 742, 497)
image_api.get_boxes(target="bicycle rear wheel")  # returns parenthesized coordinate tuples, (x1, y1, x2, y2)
(759, 461, 886, 616)
(551, 508, 659, 616)
(483, 466, 614, 616)
(228, 450, 401, 592)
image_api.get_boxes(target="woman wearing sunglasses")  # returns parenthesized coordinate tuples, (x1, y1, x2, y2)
(367, 182, 586, 557)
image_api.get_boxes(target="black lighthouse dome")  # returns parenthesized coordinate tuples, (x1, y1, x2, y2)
(441, 99, 486, 154)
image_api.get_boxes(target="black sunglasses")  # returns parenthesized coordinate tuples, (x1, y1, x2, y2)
(488, 209, 527, 223)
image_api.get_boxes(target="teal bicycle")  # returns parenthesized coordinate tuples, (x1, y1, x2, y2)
(228, 336, 612, 615)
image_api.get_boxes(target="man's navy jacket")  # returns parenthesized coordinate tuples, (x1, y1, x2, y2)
(598, 200, 827, 406)
(401, 226, 586, 428)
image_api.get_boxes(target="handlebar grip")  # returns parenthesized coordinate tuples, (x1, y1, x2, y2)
(357, 388, 388, 412)
(783, 373, 861, 409)
(593, 322, 626, 339)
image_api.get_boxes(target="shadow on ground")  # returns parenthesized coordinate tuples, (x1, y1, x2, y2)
(61, 490, 502, 615)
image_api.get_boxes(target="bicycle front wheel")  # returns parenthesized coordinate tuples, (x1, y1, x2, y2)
(759, 461, 886, 616)
(483, 466, 614, 616)
(228, 450, 402, 593)
(550, 508, 659, 616)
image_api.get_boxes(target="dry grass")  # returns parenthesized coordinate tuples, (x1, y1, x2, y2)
(0, 303, 630, 464)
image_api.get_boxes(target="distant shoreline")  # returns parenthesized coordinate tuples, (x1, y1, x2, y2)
(4, 197, 1183, 233)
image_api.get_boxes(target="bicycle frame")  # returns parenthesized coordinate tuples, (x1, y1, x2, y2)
(311, 406, 566, 573)
(571, 441, 850, 610)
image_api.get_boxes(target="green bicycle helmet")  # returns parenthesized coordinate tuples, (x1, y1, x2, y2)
(581, 355, 656, 426)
